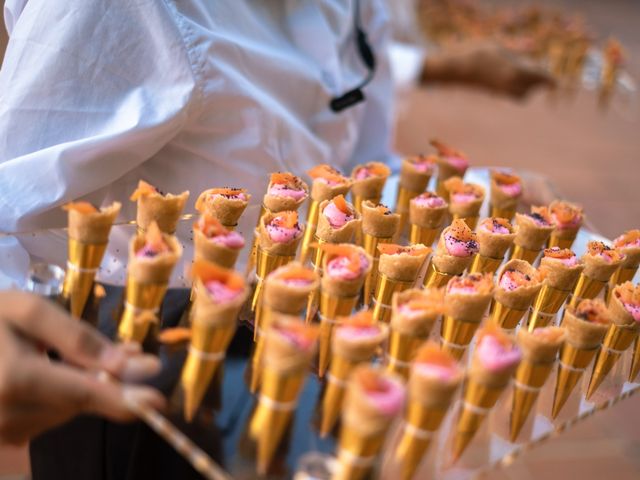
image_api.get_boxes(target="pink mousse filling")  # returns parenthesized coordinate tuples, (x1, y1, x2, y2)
(413, 193, 446, 208)
(211, 231, 245, 249)
(136, 244, 168, 258)
(316, 177, 341, 187)
(480, 219, 510, 235)
(444, 232, 478, 257)
(446, 156, 468, 172)
(365, 380, 405, 416)
(615, 235, 640, 248)
(545, 247, 579, 267)
(452, 191, 478, 204)
(355, 168, 374, 180)
(278, 329, 314, 350)
(326, 255, 370, 280)
(212, 192, 247, 201)
(499, 269, 532, 291)
(282, 278, 314, 287)
(527, 212, 552, 227)
(268, 183, 307, 201)
(476, 335, 521, 372)
(266, 222, 301, 243)
(336, 325, 381, 340)
(622, 302, 640, 323)
(415, 363, 458, 381)
(498, 182, 522, 197)
(398, 303, 426, 318)
(204, 280, 243, 303)
(552, 213, 582, 230)
(447, 283, 477, 295)
(323, 202, 354, 228)
(411, 160, 434, 174)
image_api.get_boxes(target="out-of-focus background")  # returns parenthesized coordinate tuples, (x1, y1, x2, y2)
(0, 0, 638, 478)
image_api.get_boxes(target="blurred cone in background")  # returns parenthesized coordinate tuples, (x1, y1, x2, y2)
(394, 155, 435, 241)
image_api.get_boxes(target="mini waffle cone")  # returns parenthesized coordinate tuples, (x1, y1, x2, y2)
(315, 199, 362, 244)
(490, 178, 520, 214)
(258, 212, 304, 257)
(409, 199, 447, 231)
(431, 230, 475, 277)
(361, 200, 400, 238)
(539, 255, 584, 291)
(262, 179, 309, 214)
(195, 189, 249, 227)
(137, 190, 189, 233)
(262, 262, 319, 314)
(193, 228, 241, 269)
(476, 220, 516, 259)
(513, 213, 555, 252)
(399, 158, 433, 193)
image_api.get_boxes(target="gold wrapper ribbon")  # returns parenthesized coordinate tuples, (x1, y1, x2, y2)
(372, 274, 414, 324)
(469, 254, 504, 275)
(440, 316, 482, 361)
(118, 278, 167, 343)
(548, 232, 578, 250)
(362, 234, 392, 307)
(386, 329, 427, 380)
(568, 275, 608, 308)
(489, 205, 516, 221)
(251, 248, 293, 316)
(318, 292, 359, 377)
(394, 187, 420, 241)
(609, 265, 638, 290)
(510, 360, 554, 442)
(527, 284, 572, 331)
(335, 427, 386, 480)
(586, 324, 639, 399)
(250, 366, 306, 475)
(492, 301, 528, 330)
(452, 214, 478, 231)
(299, 200, 321, 264)
(62, 239, 108, 318)
(304, 236, 327, 323)
(320, 355, 357, 437)
(395, 404, 448, 480)
(510, 244, 541, 264)
(409, 225, 440, 247)
(551, 343, 599, 418)
(248, 307, 277, 392)
(423, 260, 455, 289)
(244, 205, 267, 276)
(451, 380, 506, 462)
(630, 338, 640, 383)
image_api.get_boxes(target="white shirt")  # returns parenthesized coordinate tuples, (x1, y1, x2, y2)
(0, 0, 395, 286)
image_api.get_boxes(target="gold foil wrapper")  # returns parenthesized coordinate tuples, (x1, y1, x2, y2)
(118, 278, 167, 342)
(395, 187, 420, 241)
(249, 366, 306, 475)
(435, 180, 448, 200)
(362, 234, 392, 306)
(452, 214, 478, 231)
(181, 322, 236, 421)
(423, 260, 455, 289)
(569, 274, 608, 308)
(490, 205, 516, 221)
(440, 316, 481, 361)
(62, 239, 107, 318)
(409, 225, 439, 247)
(353, 195, 379, 245)
(304, 237, 327, 323)
(372, 274, 414, 324)
(510, 244, 540, 264)
(548, 233, 577, 250)
(244, 205, 267, 276)
(492, 301, 528, 331)
(609, 266, 638, 289)
(451, 380, 506, 463)
(551, 343, 599, 418)
(510, 360, 554, 442)
(469, 254, 504, 275)
(527, 310, 556, 331)
(386, 330, 427, 380)
(395, 404, 448, 480)
(335, 427, 387, 480)
(586, 324, 639, 399)
(318, 292, 359, 377)
(630, 337, 640, 383)
(248, 307, 277, 393)
(320, 355, 357, 437)
(299, 200, 321, 264)
(527, 284, 572, 331)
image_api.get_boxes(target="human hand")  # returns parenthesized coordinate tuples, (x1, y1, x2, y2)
(421, 41, 555, 99)
(0, 291, 165, 445)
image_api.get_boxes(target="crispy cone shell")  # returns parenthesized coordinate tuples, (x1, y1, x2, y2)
(539, 254, 584, 291)
(361, 200, 400, 238)
(490, 177, 521, 213)
(493, 260, 543, 329)
(136, 190, 189, 233)
(513, 212, 555, 251)
(195, 189, 249, 227)
(315, 199, 362, 244)
(399, 157, 433, 193)
(118, 231, 182, 342)
(445, 181, 485, 220)
(551, 304, 610, 418)
(335, 367, 405, 480)
(193, 228, 241, 269)
(309, 177, 351, 204)
(181, 276, 248, 421)
(249, 319, 318, 475)
(63, 202, 121, 317)
(320, 323, 388, 436)
(510, 327, 564, 441)
(409, 196, 448, 230)
(475, 219, 516, 259)
(262, 178, 309, 213)
(431, 225, 476, 277)
(548, 200, 583, 249)
(350, 171, 389, 207)
(586, 287, 639, 398)
(397, 346, 463, 480)
(262, 263, 319, 314)
(258, 212, 304, 257)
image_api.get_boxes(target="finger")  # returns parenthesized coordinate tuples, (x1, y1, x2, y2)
(19, 356, 165, 422)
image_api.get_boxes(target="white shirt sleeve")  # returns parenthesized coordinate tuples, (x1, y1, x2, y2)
(0, 0, 198, 232)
